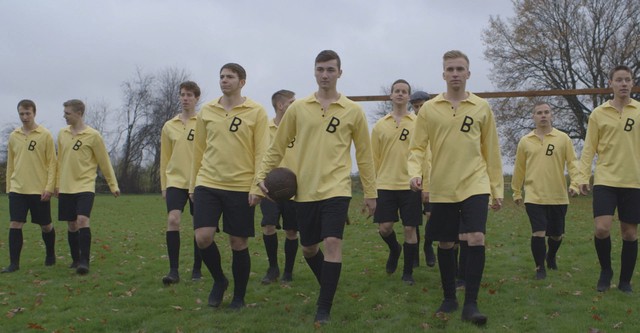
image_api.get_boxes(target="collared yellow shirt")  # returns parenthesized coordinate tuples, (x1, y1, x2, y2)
(56, 126, 119, 194)
(371, 112, 417, 190)
(578, 99, 640, 188)
(6, 125, 56, 194)
(408, 92, 503, 202)
(511, 128, 579, 204)
(257, 93, 377, 202)
(160, 114, 197, 190)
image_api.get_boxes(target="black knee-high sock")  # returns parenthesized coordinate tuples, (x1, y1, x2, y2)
(263, 233, 279, 268)
(457, 241, 468, 281)
(415, 226, 421, 261)
(531, 236, 546, 269)
(381, 231, 400, 253)
(594, 236, 612, 271)
(68, 231, 80, 263)
(284, 238, 298, 274)
(200, 242, 225, 281)
(464, 245, 485, 306)
(192, 237, 202, 271)
(8, 229, 23, 266)
(316, 261, 342, 315)
(437, 247, 456, 300)
(166, 231, 180, 271)
(547, 237, 562, 260)
(78, 227, 91, 264)
(42, 228, 55, 259)
(305, 249, 324, 284)
(232, 248, 250, 301)
(403, 242, 417, 275)
(620, 240, 638, 283)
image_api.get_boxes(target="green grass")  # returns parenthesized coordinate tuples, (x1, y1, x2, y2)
(0, 191, 638, 332)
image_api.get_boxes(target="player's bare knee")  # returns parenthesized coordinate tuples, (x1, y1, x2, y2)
(167, 211, 181, 230)
(194, 228, 215, 248)
(262, 225, 276, 235)
(67, 221, 79, 232)
(76, 215, 90, 228)
(302, 244, 319, 258)
(466, 232, 485, 246)
(41, 223, 53, 233)
(378, 222, 393, 236)
(532, 231, 546, 237)
(439, 241, 455, 249)
(620, 223, 638, 241)
(550, 235, 563, 241)
(9, 222, 23, 229)
(284, 229, 298, 239)
(229, 236, 248, 251)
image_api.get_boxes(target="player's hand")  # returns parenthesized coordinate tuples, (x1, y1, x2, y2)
(514, 198, 523, 206)
(579, 184, 590, 195)
(410, 177, 423, 192)
(421, 191, 430, 204)
(568, 187, 578, 197)
(112, 190, 120, 198)
(189, 193, 194, 201)
(490, 198, 503, 211)
(248, 193, 261, 207)
(54, 187, 59, 198)
(162, 190, 166, 200)
(362, 198, 376, 219)
(258, 181, 269, 196)
(41, 191, 52, 202)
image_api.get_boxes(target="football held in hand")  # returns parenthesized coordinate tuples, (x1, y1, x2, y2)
(264, 167, 297, 202)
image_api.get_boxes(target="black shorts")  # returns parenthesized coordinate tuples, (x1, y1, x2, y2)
(260, 199, 297, 231)
(8, 192, 52, 225)
(58, 192, 95, 221)
(295, 197, 351, 247)
(423, 202, 432, 215)
(524, 203, 567, 236)
(166, 187, 193, 215)
(192, 186, 255, 237)
(373, 190, 422, 226)
(426, 194, 489, 242)
(592, 185, 640, 223)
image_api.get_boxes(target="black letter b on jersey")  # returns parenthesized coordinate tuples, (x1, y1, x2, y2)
(460, 116, 474, 133)
(399, 129, 409, 141)
(187, 129, 195, 141)
(229, 117, 242, 132)
(72, 140, 83, 151)
(28, 140, 37, 151)
(625, 118, 635, 132)
(545, 144, 555, 156)
(326, 117, 340, 133)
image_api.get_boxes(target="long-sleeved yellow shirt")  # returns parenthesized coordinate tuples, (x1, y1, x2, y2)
(578, 99, 640, 188)
(268, 118, 297, 171)
(190, 97, 268, 195)
(160, 114, 197, 190)
(56, 126, 119, 194)
(256, 93, 377, 202)
(6, 125, 56, 194)
(408, 92, 503, 202)
(371, 112, 416, 190)
(511, 128, 579, 204)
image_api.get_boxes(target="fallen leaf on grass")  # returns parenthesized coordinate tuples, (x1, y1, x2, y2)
(373, 304, 383, 311)
(613, 322, 623, 329)
(34, 295, 43, 307)
(626, 309, 632, 315)
(6, 307, 24, 318)
(592, 314, 602, 321)
(195, 298, 202, 304)
(488, 289, 497, 295)
(27, 322, 45, 330)
(171, 306, 183, 311)
(284, 304, 291, 313)
(420, 322, 431, 329)
(246, 303, 257, 308)
(572, 291, 582, 296)
(549, 312, 560, 318)
(101, 245, 111, 251)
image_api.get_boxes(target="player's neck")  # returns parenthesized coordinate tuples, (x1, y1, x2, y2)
(274, 110, 284, 126)
(21, 122, 37, 133)
(219, 93, 245, 111)
(610, 95, 631, 113)
(315, 89, 340, 110)
(180, 108, 196, 121)
(444, 88, 468, 103)
(70, 121, 87, 134)
(391, 104, 409, 116)
(534, 126, 552, 137)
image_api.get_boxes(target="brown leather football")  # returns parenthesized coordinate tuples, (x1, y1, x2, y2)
(264, 167, 297, 202)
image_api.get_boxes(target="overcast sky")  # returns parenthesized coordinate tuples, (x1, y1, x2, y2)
(1, 0, 514, 137)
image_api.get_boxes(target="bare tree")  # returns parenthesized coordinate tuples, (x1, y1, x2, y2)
(85, 99, 117, 155)
(483, 0, 640, 157)
(116, 68, 155, 193)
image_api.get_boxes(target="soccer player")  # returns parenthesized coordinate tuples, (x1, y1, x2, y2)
(409, 90, 436, 268)
(257, 50, 377, 325)
(190, 63, 269, 309)
(2, 100, 57, 273)
(371, 79, 421, 285)
(259, 89, 299, 285)
(511, 102, 579, 280)
(409, 50, 503, 326)
(56, 99, 120, 275)
(578, 65, 640, 294)
(160, 81, 203, 285)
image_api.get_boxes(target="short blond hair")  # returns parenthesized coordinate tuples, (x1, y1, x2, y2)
(443, 50, 470, 67)
(63, 99, 85, 115)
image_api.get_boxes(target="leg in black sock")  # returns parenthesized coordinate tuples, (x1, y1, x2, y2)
(456, 241, 467, 288)
(230, 248, 250, 309)
(380, 231, 401, 274)
(68, 230, 80, 268)
(192, 237, 203, 280)
(200, 242, 228, 307)
(163, 231, 180, 284)
(435, 247, 458, 313)
(315, 261, 341, 324)
(261, 233, 280, 284)
(531, 236, 546, 279)
(619, 239, 638, 293)
(42, 227, 56, 266)
(594, 236, 613, 291)
(76, 227, 91, 275)
(462, 245, 487, 326)
(2, 229, 22, 272)
(402, 242, 417, 285)
(282, 237, 298, 282)
(546, 237, 562, 270)
(305, 249, 324, 285)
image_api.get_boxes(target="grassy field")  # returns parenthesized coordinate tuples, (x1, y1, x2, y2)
(0, 191, 638, 332)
